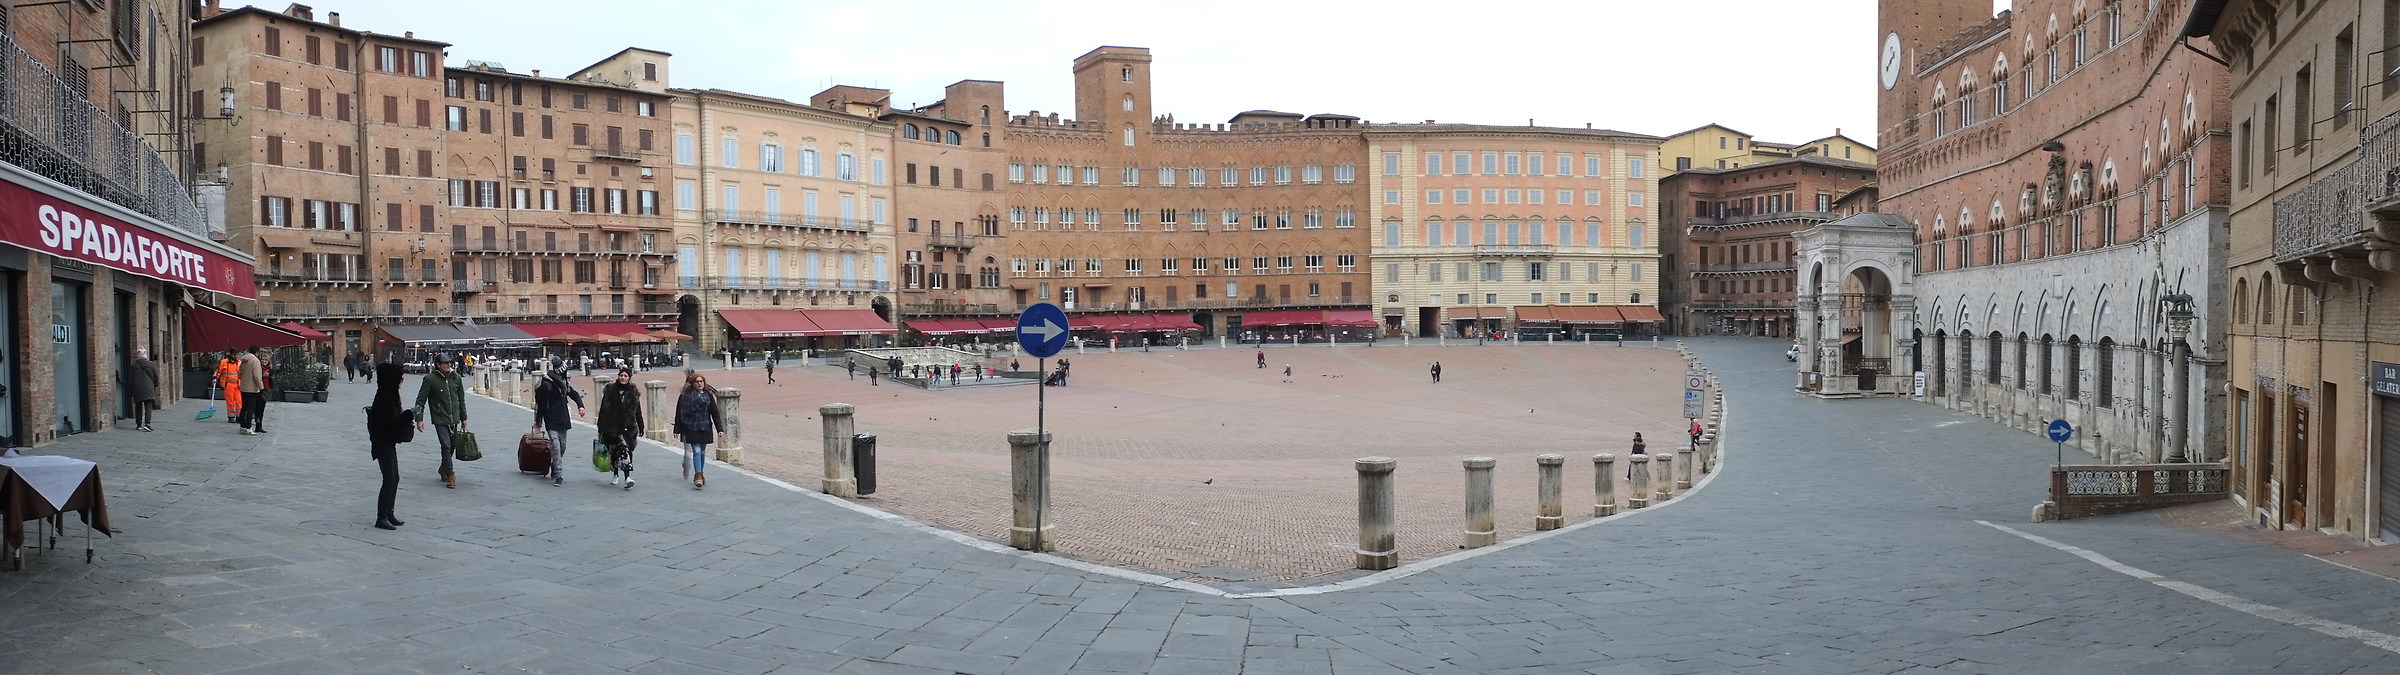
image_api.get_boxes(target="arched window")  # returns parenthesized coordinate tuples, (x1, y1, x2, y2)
(2065, 335, 2084, 400)
(1424, 218, 1443, 247)
(2291, 285, 2311, 325)
(902, 124, 919, 140)
(2038, 334, 2055, 395)
(2095, 337, 2115, 405)
(272, 301, 287, 316)
(388, 299, 404, 315)
(1931, 84, 1949, 135)
(981, 133, 990, 147)
(2233, 277, 2249, 324)
(945, 130, 960, 145)
(2258, 274, 2276, 323)
(2016, 333, 2030, 390)
(1987, 331, 2004, 384)
(1122, 95, 1134, 112)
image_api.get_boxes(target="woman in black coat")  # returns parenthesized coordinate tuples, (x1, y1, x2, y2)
(367, 362, 411, 530)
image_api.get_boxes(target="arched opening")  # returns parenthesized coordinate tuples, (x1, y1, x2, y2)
(1929, 329, 1947, 397)
(2095, 337, 2115, 405)
(2038, 334, 2056, 395)
(2065, 335, 2084, 400)
(1836, 266, 1897, 390)
(1987, 331, 2004, 385)
(677, 295, 701, 341)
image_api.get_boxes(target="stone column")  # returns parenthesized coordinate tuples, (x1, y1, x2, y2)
(643, 380, 668, 441)
(1535, 454, 1564, 530)
(1592, 453, 1618, 516)
(715, 388, 743, 464)
(1628, 455, 1651, 509)
(1699, 434, 1718, 473)
(1461, 457, 1497, 548)
(1676, 443, 1696, 489)
(1010, 430, 1055, 551)
(1653, 452, 1675, 501)
(589, 376, 609, 411)
(819, 403, 857, 497)
(508, 369, 524, 406)
(722, 350, 733, 370)
(1355, 456, 1397, 570)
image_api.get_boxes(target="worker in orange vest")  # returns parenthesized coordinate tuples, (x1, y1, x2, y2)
(216, 351, 244, 421)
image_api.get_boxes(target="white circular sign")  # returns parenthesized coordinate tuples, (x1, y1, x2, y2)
(1880, 32, 1904, 91)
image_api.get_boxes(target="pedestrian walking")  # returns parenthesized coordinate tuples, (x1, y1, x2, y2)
(869, 367, 880, 385)
(597, 368, 644, 490)
(366, 362, 411, 530)
(343, 352, 360, 383)
(1282, 364, 1293, 383)
(1010, 359, 1021, 373)
(951, 363, 961, 384)
(673, 372, 725, 489)
(236, 346, 267, 434)
(1626, 432, 1646, 480)
(1430, 361, 1442, 384)
(765, 357, 777, 385)
(846, 358, 857, 380)
(1256, 351, 1266, 369)
(414, 357, 469, 489)
(126, 346, 158, 432)
(1688, 419, 1703, 447)
(530, 369, 587, 487)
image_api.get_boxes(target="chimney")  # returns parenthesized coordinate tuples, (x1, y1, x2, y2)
(404, 31, 414, 39)
(1585, 123, 1592, 129)
(1528, 118, 1535, 127)
(531, 69, 541, 77)
(328, 12, 340, 26)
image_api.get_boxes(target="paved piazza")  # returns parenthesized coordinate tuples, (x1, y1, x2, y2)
(721, 341, 1687, 584)
(10, 339, 2400, 674)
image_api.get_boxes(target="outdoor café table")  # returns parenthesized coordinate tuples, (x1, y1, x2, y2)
(0, 454, 113, 570)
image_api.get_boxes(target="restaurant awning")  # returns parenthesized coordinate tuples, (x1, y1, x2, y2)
(909, 319, 985, 335)
(1615, 305, 1666, 323)
(1512, 306, 1559, 323)
(1242, 309, 1318, 327)
(380, 323, 482, 347)
(977, 318, 1019, 333)
(1150, 313, 1202, 331)
(1323, 310, 1379, 328)
(1557, 306, 1624, 325)
(277, 321, 333, 341)
(464, 322, 541, 347)
(793, 309, 896, 336)
(184, 305, 308, 352)
(1447, 307, 1507, 320)
(716, 309, 820, 339)
(1067, 315, 1106, 330)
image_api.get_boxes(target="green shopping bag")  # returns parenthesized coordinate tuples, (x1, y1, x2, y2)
(453, 431, 482, 462)
(591, 437, 612, 473)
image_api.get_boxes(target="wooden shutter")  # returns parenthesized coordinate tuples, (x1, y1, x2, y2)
(416, 150, 433, 177)
(191, 35, 204, 65)
(264, 81, 280, 110)
(264, 27, 280, 56)
(382, 96, 398, 122)
(382, 147, 399, 174)
(479, 109, 492, 134)
(337, 146, 352, 174)
(265, 136, 282, 165)
(420, 205, 436, 233)
(385, 203, 402, 232)
(306, 88, 320, 116)
(415, 99, 431, 127)
(540, 115, 553, 139)
(511, 112, 524, 136)
(307, 141, 323, 169)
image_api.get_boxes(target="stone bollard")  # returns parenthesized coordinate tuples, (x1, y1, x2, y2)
(508, 369, 525, 406)
(1355, 457, 1398, 570)
(722, 350, 732, 370)
(1700, 434, 1718, 473)
(1535, 454, 1564, 530)
(643, 380, 668, 441)
(475, 368, 489, 396)
(590, 376, 609, 411)
(1462, 457, 1497, 548)
(1593, 453, 1618, 516)
(1654, 452, 1675, 501)
(1676, 443, 1696, 489)
(1010, 430, 1055, 551)
(819, 403, 857, 497)
(715, 388, 743, 463)
(1628, 455, 1651, 509)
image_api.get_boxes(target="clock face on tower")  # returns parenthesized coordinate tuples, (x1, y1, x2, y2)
(1880, 32, 1904, 91)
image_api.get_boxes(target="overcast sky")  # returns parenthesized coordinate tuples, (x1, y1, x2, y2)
(315, 0, 1915, 146)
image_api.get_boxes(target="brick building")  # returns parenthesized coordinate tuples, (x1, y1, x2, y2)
(2190, 0, 2400, 539)
(1002, 47, 1370, 342)
(194, 5, 676, 360)
(1364, 124, 1666, 340)
(1849, 0, 2227, 466)
(1661, 155, 1875, 337)
(0, 0, 253, 444)
(815, 81, 1014, 344)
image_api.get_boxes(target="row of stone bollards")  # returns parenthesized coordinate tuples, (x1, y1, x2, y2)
(1348, 441, 1718, 570)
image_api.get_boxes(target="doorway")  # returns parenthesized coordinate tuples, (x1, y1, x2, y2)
(2288, 396, 2310, 529)
(1417, 307, 1438, 337)
(51, 280, 89, 436)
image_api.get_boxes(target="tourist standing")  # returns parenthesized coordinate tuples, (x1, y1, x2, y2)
(1256, 351, 1266, 369)
(1626, 433, 1646, 480)
(414, 357, 468, 489)
(765, 357, 777, 385)
(1430, 361, 1442, 384)
(1282, 364, 1293, 383)
(530, 369, 587, 487)
(366, 362, 410, 530)
(846, 358, 857, 380)
(869, 367, 880, 385)
(597, 368, 644, 490)
(217, 351, 243, 426)
(673, 372, 725, 489)
(236, 346, 267, 434)
(126, 346, 158, 432)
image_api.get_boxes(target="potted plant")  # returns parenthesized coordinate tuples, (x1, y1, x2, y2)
(308, 363, 333, 402)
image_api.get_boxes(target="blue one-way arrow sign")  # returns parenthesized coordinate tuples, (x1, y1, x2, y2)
(2046, 419, 2073, 444)
(1018, 303, 1069, 359)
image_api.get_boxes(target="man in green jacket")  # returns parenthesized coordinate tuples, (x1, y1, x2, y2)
(415, 356, 469, 489)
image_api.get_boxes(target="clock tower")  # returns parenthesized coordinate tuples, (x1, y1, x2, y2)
(1877, 0, 2001, 153)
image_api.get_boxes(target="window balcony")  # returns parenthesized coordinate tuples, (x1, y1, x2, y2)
(1474, 244, 1557, 257)
(705, 209, 873, 233)
(0, 33, 205, 236)
(2274, 109, 2400, 281)
(705, 276, 890, 292)
(1687, 210, 1839, 229)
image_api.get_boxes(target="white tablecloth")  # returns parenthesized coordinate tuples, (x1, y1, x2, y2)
(0, 455, 98, 511)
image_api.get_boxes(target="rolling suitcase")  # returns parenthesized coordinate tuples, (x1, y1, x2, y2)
(518, 432, 553, 475)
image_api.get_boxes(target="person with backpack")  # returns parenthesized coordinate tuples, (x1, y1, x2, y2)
(1626, 432, 1647, 480)
(597, 368, 644, 490)
(530, 369, 586, 487)
(673, 372, 725, 489)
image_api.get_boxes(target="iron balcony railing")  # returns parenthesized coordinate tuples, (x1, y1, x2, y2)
(0, 32, 205, 235)
(1474, 244, 1556, 256)
(704, 209, 874, 233)
(2273, 108, 2400, 262)
(1686, 210, 1839, 228)
(705, 276, 890, 291)
(260, 269, 369, 283)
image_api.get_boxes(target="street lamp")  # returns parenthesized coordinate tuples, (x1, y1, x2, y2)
(2161, 292, 2195, 463)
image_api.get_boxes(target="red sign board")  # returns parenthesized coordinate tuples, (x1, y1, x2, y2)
(0, 176, 256, 298)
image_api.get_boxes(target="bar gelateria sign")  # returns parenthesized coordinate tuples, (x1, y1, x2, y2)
(0, 176, 255, 298)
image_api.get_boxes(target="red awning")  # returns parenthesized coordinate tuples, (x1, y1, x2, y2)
(795, 309, 896, 335)
(278, 321, 333, 341)
(1149, 313, 1202, 331)
(512, 322, 583, 338)
(1243, 309, 1316, 327)
(1513, 306, 1559, 323)
(1557, 306, 1624, 324)
(1615, 305, 1666, 323)
(716, 310, 821, 338)
(184, 304, 307, 352)
(910, 319, 985, 335)
(977, 317, 1019, 332)
(1324, 310, 1379, 327)
(1067, 315, 1106, 330)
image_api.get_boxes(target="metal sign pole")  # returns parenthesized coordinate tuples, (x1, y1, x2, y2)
(1035, 356, 1047, 553)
